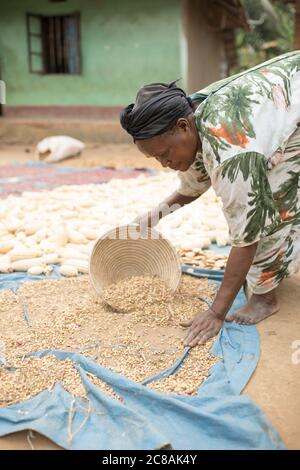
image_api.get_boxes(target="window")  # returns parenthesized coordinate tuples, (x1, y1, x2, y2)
(26, 13, 81, 74)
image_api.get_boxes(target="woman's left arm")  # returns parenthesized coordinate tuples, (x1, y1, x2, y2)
(182, 242, 258, 347)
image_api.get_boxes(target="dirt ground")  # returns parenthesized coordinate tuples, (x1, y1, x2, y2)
(244, 274, 300, 450)
(0, 143, 163, 170)
(0, 144, 299, 450)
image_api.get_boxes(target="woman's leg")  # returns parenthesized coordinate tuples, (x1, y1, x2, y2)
(228, 136, 300, 324)
(226, 290, 279, 324)
(226, 233, 285, 324)
(228, 222, 300, 324)
(228, 133, 300, 324)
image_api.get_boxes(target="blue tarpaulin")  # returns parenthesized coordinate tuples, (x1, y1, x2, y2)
(0, 265, 285, 450)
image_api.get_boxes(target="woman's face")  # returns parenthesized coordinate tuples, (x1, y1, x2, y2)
(136, 116, 200, 172)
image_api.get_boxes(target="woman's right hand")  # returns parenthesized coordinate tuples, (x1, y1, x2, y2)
(131, 191, 197, 229)
(132, 211, 159, 229)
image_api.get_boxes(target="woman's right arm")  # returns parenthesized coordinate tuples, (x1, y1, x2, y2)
(133, 191, 198, 228)
(134, 160, 211, 228)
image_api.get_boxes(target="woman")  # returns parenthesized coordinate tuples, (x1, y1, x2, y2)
(120, 51, 300, 347)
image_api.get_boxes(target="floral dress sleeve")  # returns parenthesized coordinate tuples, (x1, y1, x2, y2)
(177, 153, 211, 198)
(211, 152, 281, 246)
(194, 52, 300, 247)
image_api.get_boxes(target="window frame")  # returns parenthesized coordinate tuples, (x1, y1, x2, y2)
(26, 12, 82, 75)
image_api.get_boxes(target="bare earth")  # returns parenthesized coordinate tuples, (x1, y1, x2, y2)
(244, 274, 300, 450)
(0, 143, 163, 170)
(0, 144, 299, 449)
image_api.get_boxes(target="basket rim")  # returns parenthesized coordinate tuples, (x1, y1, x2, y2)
(88, 224, 182, 295)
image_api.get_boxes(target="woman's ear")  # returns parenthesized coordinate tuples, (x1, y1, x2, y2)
(176, 118, 189, 132)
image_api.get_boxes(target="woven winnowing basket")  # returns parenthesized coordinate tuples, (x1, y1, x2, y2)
(89, 225, 181, 296)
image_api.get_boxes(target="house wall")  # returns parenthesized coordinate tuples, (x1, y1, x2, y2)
(0, 0, 181, 107)
(181, 0, 227, 94)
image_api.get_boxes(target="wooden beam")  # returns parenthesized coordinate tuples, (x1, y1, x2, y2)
(294, 0, 300, 49)
(212, 0, 249, 29)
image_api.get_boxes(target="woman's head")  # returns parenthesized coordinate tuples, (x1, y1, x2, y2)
(120, 81, 200, 171)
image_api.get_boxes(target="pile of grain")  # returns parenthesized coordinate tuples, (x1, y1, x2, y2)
(103, 274, 216, 327)
(148, 344, 216, 395)
(0, 275, 219, 403)
(102, 275, 173, 313)
(0, 355, 118, 406)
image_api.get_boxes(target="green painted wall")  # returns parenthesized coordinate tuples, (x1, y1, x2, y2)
(0, 0, 181, 106)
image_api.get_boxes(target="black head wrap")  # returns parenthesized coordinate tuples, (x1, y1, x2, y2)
(120, 80, 193, 141)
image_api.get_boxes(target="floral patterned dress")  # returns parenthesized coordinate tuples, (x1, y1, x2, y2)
(177, 51, 300, 294)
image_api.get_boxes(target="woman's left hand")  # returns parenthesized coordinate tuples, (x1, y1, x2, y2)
(180, 309, 224, 347)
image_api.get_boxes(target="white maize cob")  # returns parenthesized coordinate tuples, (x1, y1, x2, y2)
(0, 262, 12, 273)
(67, 229, 88, 245)
(58, 248, 88, 260)
(42, 253, 59, 264)
(27, 265, 47, 275)
(11, 257, 46, 272)
(23, 222, 43, 236)
(10, 248, 42, 262)
(0, 242, 14, 254)
(59, 265, 78, 277)
(79, 227, 98, 240)
(59, 258, 88, 274)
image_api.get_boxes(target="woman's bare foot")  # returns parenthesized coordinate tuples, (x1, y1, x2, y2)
(226, 290, 279, 325)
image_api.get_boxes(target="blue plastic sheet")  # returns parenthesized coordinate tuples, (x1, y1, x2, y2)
(0, 265, 62, 292)
(0, 265, 285, 449)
